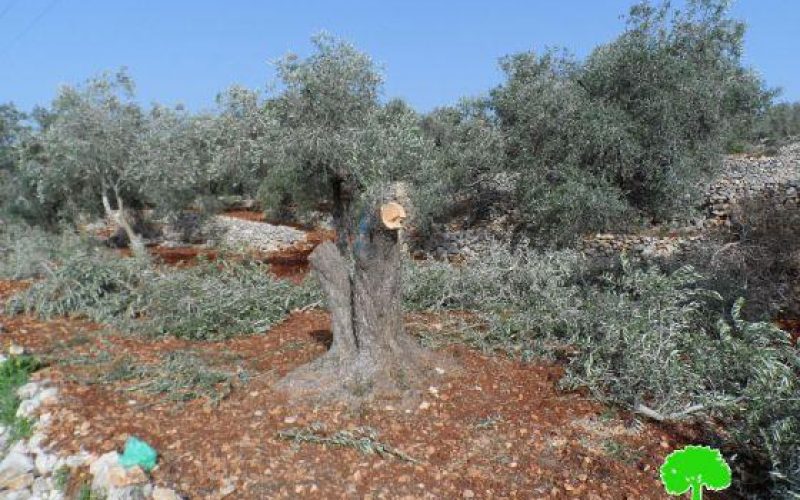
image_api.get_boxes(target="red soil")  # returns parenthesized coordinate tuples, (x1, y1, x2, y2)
(222, 210, 267, 223)
(0, 279, 699, 499)
(776, 318, 800, 346)
(117, 226, 335, 283)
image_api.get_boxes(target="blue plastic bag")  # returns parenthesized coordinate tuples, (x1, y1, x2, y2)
(119, 436, 158, 472)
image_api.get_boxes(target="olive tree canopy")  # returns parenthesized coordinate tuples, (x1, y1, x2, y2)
(262, 33, 433, 247)
(490, 0, 771, 246)
(18, 70, 150, 252)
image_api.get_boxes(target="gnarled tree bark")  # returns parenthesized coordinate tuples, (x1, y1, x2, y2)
(101, 180, 146, 257)
(277, 199, 432, 403)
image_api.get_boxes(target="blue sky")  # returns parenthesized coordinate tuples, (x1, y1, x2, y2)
(1, 1, 798, 113)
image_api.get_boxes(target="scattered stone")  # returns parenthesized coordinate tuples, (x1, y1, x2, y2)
(27, 433, 46, 451)
(8, 442, 28, 456)
(108, 465, 148, 488)
(3, 472, 34, 491)
(105, 485, 149, 500)
(209, 216, 305, 253)
(31, 476, 52, 496)
(15, 401, 38, 419)
(7, 344, 25, 357)
(16, 383, 40, 401)
(0, 489, 33, 500)
(219, 479, 236, 497)
(37, 388, 58, 407)
(0, 452, 34, 489)
(0, 378, 127, 500)
(34, 453, 57, 476)
(64, 451, 91, 469)
(152, 486, 182, 500)
(90, 451, 122, 491)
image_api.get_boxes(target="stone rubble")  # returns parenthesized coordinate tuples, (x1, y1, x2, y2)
(580, 143, 800, 258)
(428, 142, 800, 261)
(703, 147, 800, 222)
(0, 379, 182, 499)
(206, 215, 306, 253)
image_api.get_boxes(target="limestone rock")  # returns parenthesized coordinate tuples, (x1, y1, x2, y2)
(16, 383, 40, 401)
(0, 452, 34, 490)
(31, 476, 51, 495)
(105, 485, 148, 500)
(34, 453, 57, 476)
(8, 345, 25, 356)
(0, 489, 32, 500)
(209, 216, 304, 253)
(152, 486, 182, 500)
(90, 451, 121, 492)
(108, 465, 148, 488)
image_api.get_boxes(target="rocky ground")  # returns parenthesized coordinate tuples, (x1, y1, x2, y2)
(2, 146, 797, 498)
(206, 216, 306, 254)
(424, 143, 800, 261)
(707, 142, 800, 219)
(584, 143, 800, 258)
(0, 285, 698, 499)
(0, 377, 181, 500)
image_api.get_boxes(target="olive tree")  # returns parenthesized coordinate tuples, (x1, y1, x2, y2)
(20, 70, 149, 253)
(268, 34, 437, 402)
(491, 49, 632, 246)
(0, 103, 26, 172)
(139, 104, 217, 214)
(416, 98, 505, 230)
(210, 86, 279, 198)
(753, 101, 800, 146)
(491, 0, 770, 246)
(140, 86, 280, 219)
(0, 103, 28, 219)
(579, 0, 770, 214)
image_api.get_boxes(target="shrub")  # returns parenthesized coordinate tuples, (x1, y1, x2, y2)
(514, 168, 631, 248)
(404, 242, 587, 352)
(406, 251, 729, 415)
(752, 101, 800, 148)
(711, 300, 800, 498)
(489, 1, 770, 244)
(559, 263, 726, 416)
(93, 350, 239, 404)
(730, 194, 800, 319)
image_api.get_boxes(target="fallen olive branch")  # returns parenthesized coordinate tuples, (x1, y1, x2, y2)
(278, 425, 419, 463)
(634, 396, 746, 422)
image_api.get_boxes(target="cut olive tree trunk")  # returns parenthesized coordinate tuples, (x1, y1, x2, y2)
(278, 201, 432, 403)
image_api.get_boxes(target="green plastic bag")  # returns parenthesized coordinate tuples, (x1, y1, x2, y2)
(119, 436, 158, 472)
